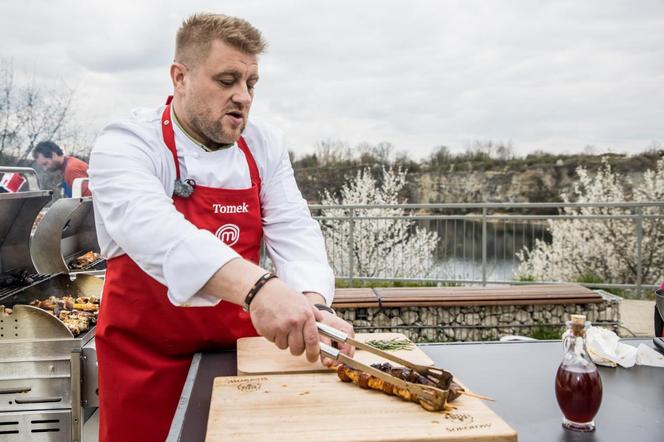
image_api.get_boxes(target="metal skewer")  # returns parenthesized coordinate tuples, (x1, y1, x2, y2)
(317, 322, 454, 388)
(317, 322, 453, 410)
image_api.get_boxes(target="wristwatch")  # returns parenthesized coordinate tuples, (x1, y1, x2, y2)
(314, 303, 336, 316)
(242, 272, 277, 312)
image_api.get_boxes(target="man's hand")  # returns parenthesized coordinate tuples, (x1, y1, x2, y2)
(302, 292, 355, 367)
(202, 259, 353, 365)
(248, 278, 323, 363)
(316, 310, 355, 367)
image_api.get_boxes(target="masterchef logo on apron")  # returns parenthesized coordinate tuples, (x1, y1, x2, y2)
(215, 223, 240, 246)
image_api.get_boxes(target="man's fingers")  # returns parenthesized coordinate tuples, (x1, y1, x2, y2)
(340, 342, 355, 358)
(303, 317, 320, 363)
(318, 334, 337, 367)
(287, 328, 305, 356)
(347, 326, 356, 339)
(274, 333, 288, 350)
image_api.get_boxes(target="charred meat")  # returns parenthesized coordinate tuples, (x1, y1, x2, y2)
(69, 251, 102, 270)
(30, 295, 100, 335)
(0, 269, 35, 289)
(337, 362, 464, 411)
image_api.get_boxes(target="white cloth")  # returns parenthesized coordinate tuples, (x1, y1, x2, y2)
(89, 104, 334, 307)
(584, 327, 664, 368)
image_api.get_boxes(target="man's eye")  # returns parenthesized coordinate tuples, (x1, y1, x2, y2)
(219, 78, 235, 86)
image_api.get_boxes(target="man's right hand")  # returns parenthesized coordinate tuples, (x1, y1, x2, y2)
(202, 258, 324, 362)
(248, 278, 323, 363)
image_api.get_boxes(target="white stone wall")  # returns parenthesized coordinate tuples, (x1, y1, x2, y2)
(336, 291, 621, 342)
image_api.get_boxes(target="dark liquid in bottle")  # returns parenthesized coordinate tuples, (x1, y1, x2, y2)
(555, 365, 602, 423)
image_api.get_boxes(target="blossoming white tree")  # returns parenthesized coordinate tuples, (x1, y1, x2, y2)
(319, 167, 439, 280)
(516, 158, 664, 287)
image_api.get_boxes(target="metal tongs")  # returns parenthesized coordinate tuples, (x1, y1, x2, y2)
(317, 322, 453, 410)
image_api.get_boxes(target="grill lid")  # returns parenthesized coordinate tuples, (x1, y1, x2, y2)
(30, 196, 101, 275)
(0, 190, 52, 278)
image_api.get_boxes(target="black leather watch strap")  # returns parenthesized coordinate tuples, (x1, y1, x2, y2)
(242, 272, 277, 312)
(314, 303, 336, 316)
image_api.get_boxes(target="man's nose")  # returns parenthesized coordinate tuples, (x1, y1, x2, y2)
(231, 84, 252, 107)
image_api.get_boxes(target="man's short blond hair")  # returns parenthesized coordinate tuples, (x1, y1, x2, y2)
(175, 13, 267, 66)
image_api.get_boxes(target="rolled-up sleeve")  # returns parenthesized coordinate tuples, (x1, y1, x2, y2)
(260, 131, 335, 306)
(89, 123, 240, 306)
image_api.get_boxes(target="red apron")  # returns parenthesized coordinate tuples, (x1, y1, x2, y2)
(96, 97, 261, 442)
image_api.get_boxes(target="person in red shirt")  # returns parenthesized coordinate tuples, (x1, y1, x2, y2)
(33, 140, 91, 197)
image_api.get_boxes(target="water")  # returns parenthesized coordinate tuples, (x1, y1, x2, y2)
(433, 258, 517, 282)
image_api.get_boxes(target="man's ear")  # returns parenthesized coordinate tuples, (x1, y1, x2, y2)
(170, 62, 188, 93)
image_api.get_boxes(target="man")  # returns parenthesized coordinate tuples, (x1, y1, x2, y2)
(89, 13, 354, 442)
(33, 140, 91, 197)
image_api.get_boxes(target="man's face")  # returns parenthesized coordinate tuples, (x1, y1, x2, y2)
(35, 153, 61, 172)
(179, 40, 259, 148)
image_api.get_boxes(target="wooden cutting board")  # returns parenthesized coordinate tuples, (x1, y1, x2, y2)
(237, 333, 434, 375)
(206, 372, 517, 442)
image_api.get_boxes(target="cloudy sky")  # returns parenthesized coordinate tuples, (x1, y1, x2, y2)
(1, 0, 663, 158)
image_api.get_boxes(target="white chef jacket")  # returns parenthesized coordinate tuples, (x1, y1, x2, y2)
(89, 104, 334, 307)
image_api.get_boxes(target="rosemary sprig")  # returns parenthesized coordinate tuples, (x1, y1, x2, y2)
(365, 338, 415, 352)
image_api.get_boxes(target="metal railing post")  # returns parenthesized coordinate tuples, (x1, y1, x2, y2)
(482, 207, 487, 286)
(348, 208, 355, 287)
(635, 207, 643, 298)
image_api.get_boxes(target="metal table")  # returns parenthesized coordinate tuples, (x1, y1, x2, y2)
(167, 339, 663, 442)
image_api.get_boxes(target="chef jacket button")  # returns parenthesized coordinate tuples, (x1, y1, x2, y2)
(164, 119, 170, 126)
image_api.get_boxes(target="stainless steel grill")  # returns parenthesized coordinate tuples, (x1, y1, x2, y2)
(0, 167, 103, 442)
(30, 196, 104, 276)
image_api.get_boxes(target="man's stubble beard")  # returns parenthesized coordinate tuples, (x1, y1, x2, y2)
(189, 109, 247, 151)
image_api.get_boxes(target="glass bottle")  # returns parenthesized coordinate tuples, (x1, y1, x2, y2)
(554, 314, 603, 432)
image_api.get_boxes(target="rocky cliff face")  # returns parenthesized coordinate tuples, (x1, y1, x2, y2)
(295, 155, 654, 204)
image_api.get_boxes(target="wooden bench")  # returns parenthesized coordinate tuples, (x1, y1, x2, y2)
(330, 284, 618, 342)
(331, 284, 603, 309)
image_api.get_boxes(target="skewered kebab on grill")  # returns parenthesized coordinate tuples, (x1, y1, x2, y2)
(30, 295, 99, 335)
(337, 362, 464, 411)
(69, 251, 102, 269)
(1, 296, 99, 336)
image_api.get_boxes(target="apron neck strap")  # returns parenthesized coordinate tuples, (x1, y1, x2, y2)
(161, 98, 180, 180)
(237, 137, 261, 191)
(161, 96, 261, 191)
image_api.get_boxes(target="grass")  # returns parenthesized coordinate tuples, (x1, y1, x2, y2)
(515, 274, 536, 282)
(576, 273, 627, 297)
(527, 326, 564, 340)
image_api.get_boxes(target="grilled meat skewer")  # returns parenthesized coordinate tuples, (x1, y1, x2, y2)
(337, 362, 464, 411)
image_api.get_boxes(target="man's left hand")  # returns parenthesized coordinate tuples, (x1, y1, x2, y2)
(303, 292, 355, 367)
(316, 310, 355, 367)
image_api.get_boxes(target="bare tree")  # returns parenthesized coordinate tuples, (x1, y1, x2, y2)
(0, 59, 77, 164)
(314, 139, 352, 166)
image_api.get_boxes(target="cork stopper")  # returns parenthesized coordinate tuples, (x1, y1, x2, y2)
(570, 314, 587, 336)
(571, 314, 586, 325)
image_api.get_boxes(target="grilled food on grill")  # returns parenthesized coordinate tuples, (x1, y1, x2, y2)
(55, 310, 94, 336)
(337, 362, 464, 412)
(30, 295, 100, 335)
(69, 251, 101, 270)
(0, 269, 35, 289)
